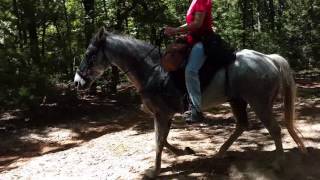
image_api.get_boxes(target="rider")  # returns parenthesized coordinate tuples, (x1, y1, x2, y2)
(164, 0, 213, 123)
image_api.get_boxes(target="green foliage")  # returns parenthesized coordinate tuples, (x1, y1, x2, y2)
(0, 0, 319, 109)
(217, 0, 319, 69)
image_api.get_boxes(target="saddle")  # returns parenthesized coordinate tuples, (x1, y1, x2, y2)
(160, 38, 189, 72)
(164, 33, 236, 94)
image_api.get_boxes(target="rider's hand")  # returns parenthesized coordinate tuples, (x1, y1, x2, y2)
(164, 26, 177, 37)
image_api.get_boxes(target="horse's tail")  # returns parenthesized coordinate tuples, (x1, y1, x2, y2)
(268, 54, 307, 153)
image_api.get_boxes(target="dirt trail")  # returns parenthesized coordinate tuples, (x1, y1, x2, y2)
(0, 85, 319, 179)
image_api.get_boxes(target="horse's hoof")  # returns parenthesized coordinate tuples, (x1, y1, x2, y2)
(143, 168, 159, 179)
(184, 147, 195, 155)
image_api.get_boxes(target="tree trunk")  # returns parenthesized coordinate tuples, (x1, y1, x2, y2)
(41, 24, 46, 58)
(82, 0, 95, 47)
(267, 0, 275, 31)
(20, 0, 41, 67)
(110, 66, 119, 93)
(102, 0, 108, 20)
(12, 0, 23, 49)
(62, 0, 74, 76)
(239, 0, 248, 48)
(278, 0, 286, 16)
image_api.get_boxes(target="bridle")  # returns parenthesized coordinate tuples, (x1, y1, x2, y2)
(77, 41, 110, 81)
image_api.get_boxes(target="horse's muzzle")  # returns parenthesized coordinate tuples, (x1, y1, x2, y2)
(74, 72, 87, 89)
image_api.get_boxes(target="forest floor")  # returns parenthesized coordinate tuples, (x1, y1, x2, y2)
(0, 81, 319, 180)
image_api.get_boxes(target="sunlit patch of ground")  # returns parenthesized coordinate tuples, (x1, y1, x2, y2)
(2, 113, 319, 179)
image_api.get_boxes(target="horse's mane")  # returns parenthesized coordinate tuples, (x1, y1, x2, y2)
(92, 27, 161, 67)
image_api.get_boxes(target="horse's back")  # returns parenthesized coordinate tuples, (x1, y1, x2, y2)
(233, 49, 278, 76)
(202, 49, 284, 109)
(229, 49, 281, 100)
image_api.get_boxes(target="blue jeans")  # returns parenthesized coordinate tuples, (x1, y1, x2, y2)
(185, 42, 206, 113)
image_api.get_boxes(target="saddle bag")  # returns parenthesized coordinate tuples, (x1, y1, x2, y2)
(161, 41, 189, 72)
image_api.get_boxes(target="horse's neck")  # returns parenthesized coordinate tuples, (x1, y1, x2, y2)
(107, 38, 160, 92)
(125, 65, 148, 92)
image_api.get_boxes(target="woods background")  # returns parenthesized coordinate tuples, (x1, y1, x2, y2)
(0, 0, 319, 109)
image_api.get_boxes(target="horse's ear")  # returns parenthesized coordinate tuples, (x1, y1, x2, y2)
(97, 27, 106, 42)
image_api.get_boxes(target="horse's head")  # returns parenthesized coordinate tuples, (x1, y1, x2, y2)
(74, 27, 111, 90)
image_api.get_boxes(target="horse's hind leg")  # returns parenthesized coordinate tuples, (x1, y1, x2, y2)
(216, 98, 248, 157)
(251, 101, 283, 154)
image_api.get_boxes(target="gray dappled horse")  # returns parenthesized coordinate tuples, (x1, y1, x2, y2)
(74, 27, 306, 178)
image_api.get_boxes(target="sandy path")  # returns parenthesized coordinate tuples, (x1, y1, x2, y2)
(0, 90, 319, 179)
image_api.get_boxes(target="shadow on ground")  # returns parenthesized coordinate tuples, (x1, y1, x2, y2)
(0, 82, 319, 175)
(0, 88, 154, 171)
(157, 147, 320, 180)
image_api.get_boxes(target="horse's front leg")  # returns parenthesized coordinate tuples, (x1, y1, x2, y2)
(145, 112, 170, 178)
